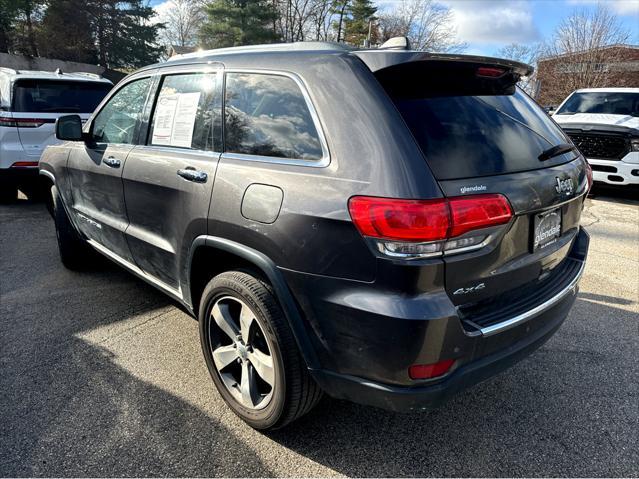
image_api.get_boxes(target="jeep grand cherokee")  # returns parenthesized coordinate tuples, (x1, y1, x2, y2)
(39, 39, 591, 430)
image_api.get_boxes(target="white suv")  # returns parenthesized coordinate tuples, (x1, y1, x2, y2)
(0, 68, 112, 200)
(553, 88, 639, 186)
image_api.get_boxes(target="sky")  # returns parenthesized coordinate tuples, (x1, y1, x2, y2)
(151, 0, 639, 56)
(428, 0, 639, 56)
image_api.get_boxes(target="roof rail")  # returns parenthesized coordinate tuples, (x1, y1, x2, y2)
(0, 67, 18, 75)
(167, 41, 352, 61)
(70, 71, 103, 79)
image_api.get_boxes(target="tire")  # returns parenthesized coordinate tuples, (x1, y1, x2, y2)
(199, 271, 322, 430)
(51, 186, 94, 270)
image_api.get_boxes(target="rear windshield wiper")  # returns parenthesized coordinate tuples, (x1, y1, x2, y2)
(539, 143, 577, 161)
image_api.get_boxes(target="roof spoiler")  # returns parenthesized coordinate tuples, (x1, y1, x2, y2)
(362, 52, 534, 98)
(354, 51, 533, 78)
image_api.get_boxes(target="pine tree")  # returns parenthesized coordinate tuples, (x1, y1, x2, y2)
(199, 0, 280, 49)
(0, 0, 19, 52)
(85, 0, 164, 69)
(330, 0, 350, 43)
(38, 0, 97, 63)
(344, 0, 376, 46)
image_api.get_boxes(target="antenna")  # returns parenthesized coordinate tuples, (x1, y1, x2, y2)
(379, 37, 412, 51)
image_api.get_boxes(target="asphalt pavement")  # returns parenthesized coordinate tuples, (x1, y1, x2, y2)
(1, 186, 637, 477)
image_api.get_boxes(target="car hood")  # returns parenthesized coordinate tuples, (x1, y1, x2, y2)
(553, 113, 639, 132)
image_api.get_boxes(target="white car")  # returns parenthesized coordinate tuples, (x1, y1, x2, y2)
(553, 87, 639, 186)
(0, 68, 112, 200)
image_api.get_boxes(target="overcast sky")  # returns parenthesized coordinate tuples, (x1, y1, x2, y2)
(151, 0, 639, 56)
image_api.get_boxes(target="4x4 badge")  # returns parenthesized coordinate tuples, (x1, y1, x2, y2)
(453, 283, 485, 295)
(555, 177, 573, 195)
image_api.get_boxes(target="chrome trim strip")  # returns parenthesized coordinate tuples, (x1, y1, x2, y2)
(39, 169, 55, 183)
(477, 259, 586, 337)
(221, 68, 331, 168)
(87, 239, 184, 301)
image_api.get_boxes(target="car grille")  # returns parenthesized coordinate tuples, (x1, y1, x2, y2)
(458, 256, 583, 333)
(565, 132, 629, 161)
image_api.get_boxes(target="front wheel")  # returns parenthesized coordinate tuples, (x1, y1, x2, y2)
(199, 271, 322, 429)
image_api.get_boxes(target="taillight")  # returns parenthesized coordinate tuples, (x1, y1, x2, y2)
(448, 195, 513, 237)
(348, 197, 449, 242)
(11, 161, 39, 167)
(348, 194, 513, 259)
(584, 160, 593, 192)
(0, 115, 49, 128)
(409, 359, 456, 379)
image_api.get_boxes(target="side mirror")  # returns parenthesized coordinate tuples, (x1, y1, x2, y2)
(55, 114, 83, 141)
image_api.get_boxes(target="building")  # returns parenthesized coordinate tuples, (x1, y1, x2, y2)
(535, 44, 639, 106)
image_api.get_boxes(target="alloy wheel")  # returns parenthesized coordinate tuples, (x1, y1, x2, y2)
(208, 296, 275, 409)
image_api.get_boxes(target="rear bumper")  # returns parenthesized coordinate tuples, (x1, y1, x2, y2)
(286, 228, 589, 412)
(309, 289, 574, 412)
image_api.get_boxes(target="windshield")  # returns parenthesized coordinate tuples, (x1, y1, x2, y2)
(12, 79, 112, 113)
(391, 87, 574, 180)
(556, 92, 639, 116)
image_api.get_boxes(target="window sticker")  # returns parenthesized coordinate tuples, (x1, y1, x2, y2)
(152, 92, 201, 148)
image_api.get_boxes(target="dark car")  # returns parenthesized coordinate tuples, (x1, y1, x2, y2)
(39, 39, 591, 430)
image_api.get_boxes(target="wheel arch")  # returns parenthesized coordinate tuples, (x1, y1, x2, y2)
(186, 236, 320, 369)
(39, 170, 55, 217)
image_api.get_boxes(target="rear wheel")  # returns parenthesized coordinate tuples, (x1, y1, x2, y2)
(199, 271, 322, 429)
(52, 186, 94, 270)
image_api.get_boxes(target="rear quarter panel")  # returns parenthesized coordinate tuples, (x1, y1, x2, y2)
(208, 52, 444, 281)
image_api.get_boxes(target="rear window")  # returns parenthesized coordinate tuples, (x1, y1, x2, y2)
(12, 79, 112, 113)
(556, 91, 639, 116)
(224, 73, 324, 161)
(379, 63, 574, 180)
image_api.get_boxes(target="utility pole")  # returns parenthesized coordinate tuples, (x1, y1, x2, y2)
(363, 19, 372, 48)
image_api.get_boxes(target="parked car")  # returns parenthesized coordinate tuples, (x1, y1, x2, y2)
(553, 87, 639, 186)
(39, 41, 591, 430)
(0, 68, 112, 201)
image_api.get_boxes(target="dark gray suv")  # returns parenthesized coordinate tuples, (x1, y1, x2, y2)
(39, 40, 591, 430)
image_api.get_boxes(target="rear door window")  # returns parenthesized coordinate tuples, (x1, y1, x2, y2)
(12, 80, 111, 113)
(223, 73, 324, 161)
(149, 72, 220, 151)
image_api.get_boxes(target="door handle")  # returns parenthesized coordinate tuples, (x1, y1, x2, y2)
(177, 167, 207, 183)
(103, 157, 121, 168)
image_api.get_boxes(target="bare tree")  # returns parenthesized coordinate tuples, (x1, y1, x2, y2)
(496, 43, 541, 65)
(156, 0, 205, 50)
(376, 0, 464, 52)
(496, 42, 543, 95)
(538, 5, 631, 102)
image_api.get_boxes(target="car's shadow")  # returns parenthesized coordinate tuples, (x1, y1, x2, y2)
(2, 199, 637, 477)
(0, 201, 273, 477)
(266, 296, 638, 477)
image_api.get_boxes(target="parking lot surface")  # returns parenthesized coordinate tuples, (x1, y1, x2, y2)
(1, 187, 637, 477)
